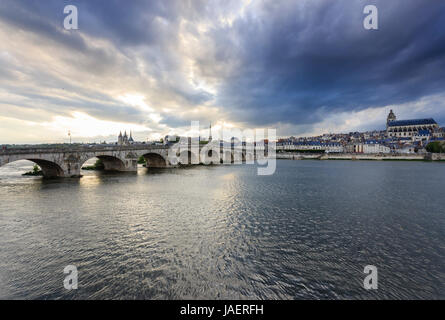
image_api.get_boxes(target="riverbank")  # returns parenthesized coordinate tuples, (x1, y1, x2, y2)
(22, 170, 43, 176)
(276, 152, 445, 161)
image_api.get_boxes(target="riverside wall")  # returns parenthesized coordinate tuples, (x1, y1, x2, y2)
(276, 152, 445, 161)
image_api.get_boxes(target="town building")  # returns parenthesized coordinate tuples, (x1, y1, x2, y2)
(363, 141, 391, 154)
(276, 141, 344, 153)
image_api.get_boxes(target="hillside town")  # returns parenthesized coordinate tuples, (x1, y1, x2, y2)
(276, 110, 445, 154)
(2, 111, 444, 156)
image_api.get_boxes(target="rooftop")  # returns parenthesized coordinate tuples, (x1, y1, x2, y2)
(388, 118, 437, 127)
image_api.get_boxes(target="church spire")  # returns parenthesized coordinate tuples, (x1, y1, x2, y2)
(209, 122, 212, 142)
(129, 131, 134, 143)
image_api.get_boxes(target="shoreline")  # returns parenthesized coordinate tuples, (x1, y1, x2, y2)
(276, 152, 445, 161)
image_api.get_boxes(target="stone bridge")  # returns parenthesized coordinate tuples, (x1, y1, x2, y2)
(0, 143, 267, 178)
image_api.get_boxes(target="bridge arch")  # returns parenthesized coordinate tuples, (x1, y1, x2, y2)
(222, 150, 234, 164)
(142, 152, 168, 168)
(232, 150, 244, 164)
(243, 150, 255, 164)
(32, 159, 66, 177)
(200, 146, 220, 165)
(0, 158, 65, 178)
(178, 150, 199, 165)
(81, 155, 128, 172)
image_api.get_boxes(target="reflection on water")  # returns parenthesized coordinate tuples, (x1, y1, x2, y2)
(0, 160, 444, 299)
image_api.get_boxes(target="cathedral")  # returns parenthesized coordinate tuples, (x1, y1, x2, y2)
(118, 131, 134, 145)
(386, 110, 439, 138)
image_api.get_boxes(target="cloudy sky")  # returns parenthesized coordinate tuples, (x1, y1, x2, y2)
(1, 0, 445, 144)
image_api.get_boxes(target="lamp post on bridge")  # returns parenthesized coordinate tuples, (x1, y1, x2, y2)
(68, 130, 72, 144)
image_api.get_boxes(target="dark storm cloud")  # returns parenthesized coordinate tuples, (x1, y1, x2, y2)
(1, 0, 444, 136)
(204, 0, 445, 126)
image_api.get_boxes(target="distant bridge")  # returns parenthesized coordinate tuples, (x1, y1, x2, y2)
(0, 144, 264, 178)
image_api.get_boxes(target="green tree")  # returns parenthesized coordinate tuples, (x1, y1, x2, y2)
(23, 164, 42, 176)
(426, 141, 445, 153)
(32, 164, 41, 174)
(94, 159, 105, 169)
(138, 156, 146, 164)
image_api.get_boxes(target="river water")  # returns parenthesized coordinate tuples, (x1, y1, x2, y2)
(0, 160, 443, 299)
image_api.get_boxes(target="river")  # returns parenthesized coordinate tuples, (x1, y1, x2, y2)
(0, 160, 443, 299)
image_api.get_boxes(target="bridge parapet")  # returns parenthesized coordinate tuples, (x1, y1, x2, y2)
(0, 144, 169, 156)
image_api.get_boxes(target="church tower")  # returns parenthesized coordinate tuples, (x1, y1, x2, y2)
(118, 131, 123, 145)
(387, 110, 396, 127)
